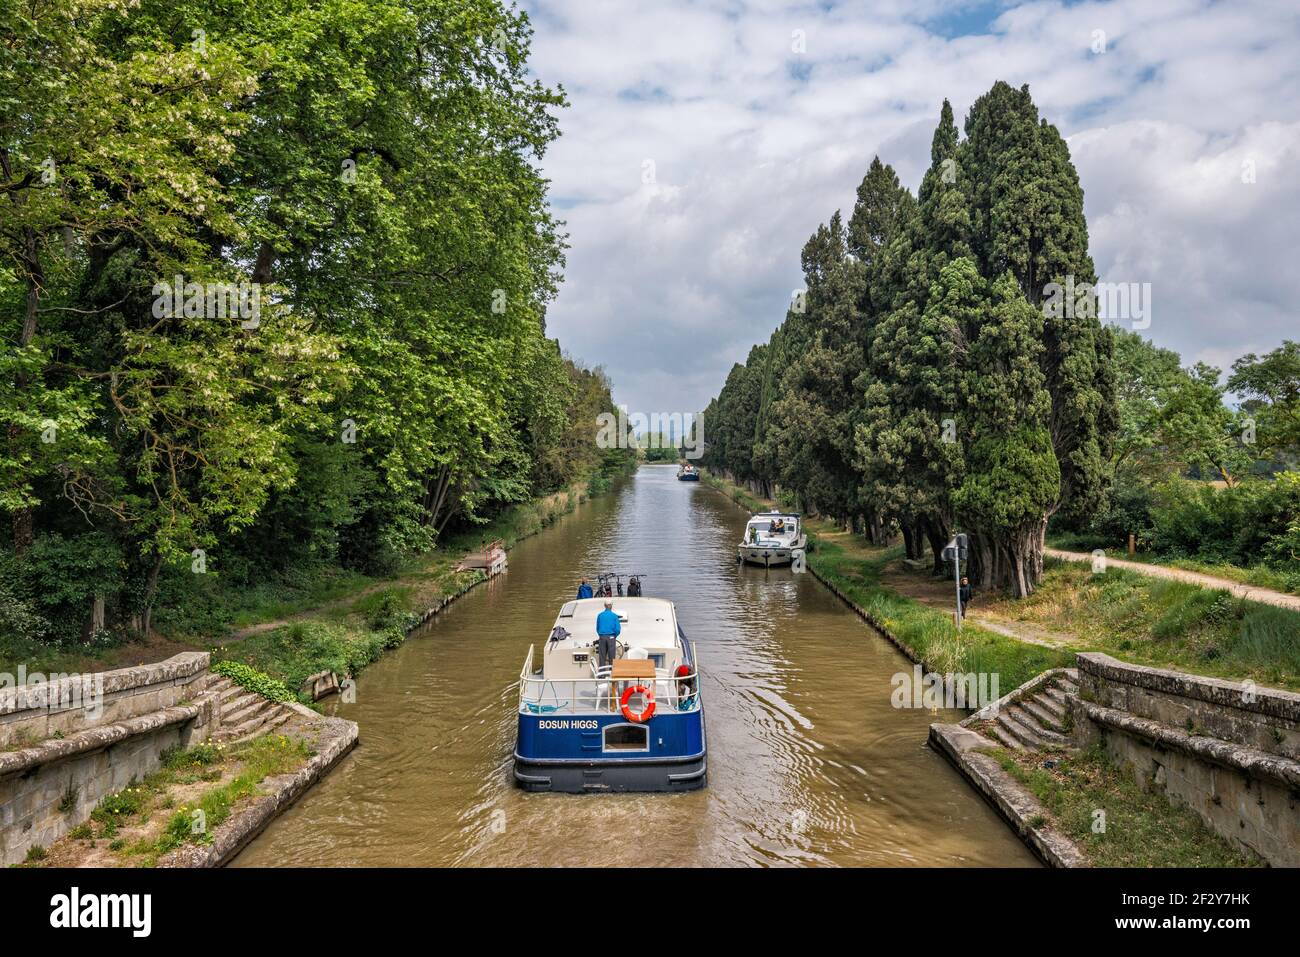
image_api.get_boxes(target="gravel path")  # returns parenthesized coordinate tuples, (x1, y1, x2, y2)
(1045, 549, 1300, 613)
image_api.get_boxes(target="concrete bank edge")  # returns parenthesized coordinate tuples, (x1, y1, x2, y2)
(159, 705, 358, 868)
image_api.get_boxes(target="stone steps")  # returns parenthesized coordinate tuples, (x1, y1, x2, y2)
(1021, 696, 1066, 733)
(192, 674, 295, 746)
(213, 704, 291, 745)
(222, 694, 268, 726)
(987, 671, 1076, 751)
(988, 722, 1024, 751)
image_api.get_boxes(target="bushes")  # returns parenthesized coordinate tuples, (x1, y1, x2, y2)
(1080, 476, 1158, 550)
(211, 661, 295, 703)
(359, 588, 417, 632)
(216, 620, 395, 700)
(2, 533, 123, 647)
(1063, 472, 1300, 583)
(1148, 475, 1300, 569)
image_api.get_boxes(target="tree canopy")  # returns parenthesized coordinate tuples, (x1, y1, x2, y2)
(2, 0, 631, 643)
(704, 83, 1117, 596)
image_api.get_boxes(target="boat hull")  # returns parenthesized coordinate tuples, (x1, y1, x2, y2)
(677, 474, 700, 481)
(514, 750, 707, 793)
(737, 538, 806, 567)
(514, 709, 707, 793)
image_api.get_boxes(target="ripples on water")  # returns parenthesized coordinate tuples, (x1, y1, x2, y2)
(233, 466, 1036, 867)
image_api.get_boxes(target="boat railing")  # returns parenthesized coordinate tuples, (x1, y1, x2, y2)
(517, 660, 702, 717)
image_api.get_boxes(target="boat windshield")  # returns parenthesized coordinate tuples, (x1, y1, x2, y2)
(745, 517, 797, 536)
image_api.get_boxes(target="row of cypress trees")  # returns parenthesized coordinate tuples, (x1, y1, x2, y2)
(702, 82, 1117, 597)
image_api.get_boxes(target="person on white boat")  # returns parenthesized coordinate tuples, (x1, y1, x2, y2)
(627, 576, 642, 597)
(595, 599, 621, 668)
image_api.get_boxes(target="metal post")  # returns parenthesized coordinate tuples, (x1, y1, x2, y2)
(954, 549, 963, 630)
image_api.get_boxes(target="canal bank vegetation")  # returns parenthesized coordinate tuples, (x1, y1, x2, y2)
(211, 471, 627, 702)
(988, 746, 1262, 868)
(16, 735, 310, 869)
(699, 82, 1300, 608)
(978, 562, 1300, 691)
(706, 470, 1300, 693)
(704, 471, 1070, 689)
(0, 0, 639, 678)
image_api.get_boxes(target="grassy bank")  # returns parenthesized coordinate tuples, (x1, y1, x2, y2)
(210, 474, 624, 702)
(982, 561, 1300, 690)
(1048, 534, 1300, 597)
(702, 472, 1071, 689)
(990, 746, 1261, 867)
(1, 469, 630, 688)
(17, 735, 311, 869)
(704, 470, 1300, 693)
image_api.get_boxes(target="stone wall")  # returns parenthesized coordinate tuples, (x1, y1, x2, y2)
(0, 653, 216, 866)
(1, 652, 211, 749)
(1072, 652, 1300, 867)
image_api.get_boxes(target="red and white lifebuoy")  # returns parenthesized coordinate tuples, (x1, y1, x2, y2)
(620, 683, 656, 723)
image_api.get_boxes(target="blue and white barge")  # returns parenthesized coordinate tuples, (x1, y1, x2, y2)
(514, 597, 706, 793)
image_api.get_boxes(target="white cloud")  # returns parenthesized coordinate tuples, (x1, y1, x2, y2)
(524, 0, 1300, 412)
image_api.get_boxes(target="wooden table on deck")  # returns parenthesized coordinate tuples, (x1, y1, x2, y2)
(611, 659, 656, 680)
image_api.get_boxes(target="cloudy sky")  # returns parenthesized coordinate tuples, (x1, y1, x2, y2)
(521, 0, 1300, 417)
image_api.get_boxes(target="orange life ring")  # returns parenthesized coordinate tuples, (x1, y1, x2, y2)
(620, 683, 656, 723)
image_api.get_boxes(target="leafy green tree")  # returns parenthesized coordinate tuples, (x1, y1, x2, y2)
(765, 212, 865, 522)
(1158, 362, 1255, 487)
(1, 0, 625, 645)
(1229, 341, 1300, 457)
(855, 112, 968, 570)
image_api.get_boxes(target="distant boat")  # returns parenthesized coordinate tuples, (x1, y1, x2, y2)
(514, 596, 706, 793)
(737, 510, 807, 567)
(677, 464, 700, 481)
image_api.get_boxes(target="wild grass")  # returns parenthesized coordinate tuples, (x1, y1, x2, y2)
(811, 536, 1071, 690)
(991, 746, 1261, 867)
(702, 471, 1072, 689)
(999, 561, 1300, 689)
(1046, 534, 1300, 596)
(707, 470, 1300, 692)
(21, 737, 311, 868)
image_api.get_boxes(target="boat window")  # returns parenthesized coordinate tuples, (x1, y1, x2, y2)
(603, 723, 649, 752)
(650, 653, 665, 669)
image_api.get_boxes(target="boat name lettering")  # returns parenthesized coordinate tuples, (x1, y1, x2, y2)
(538, 719, 600, 730)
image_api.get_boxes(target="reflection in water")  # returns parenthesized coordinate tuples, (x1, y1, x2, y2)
(234, 466, 1036, 867)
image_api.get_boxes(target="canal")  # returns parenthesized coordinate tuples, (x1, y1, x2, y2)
(233, 465, 1036, 866)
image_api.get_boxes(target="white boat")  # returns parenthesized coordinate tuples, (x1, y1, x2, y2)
(737, 510, 806, 567)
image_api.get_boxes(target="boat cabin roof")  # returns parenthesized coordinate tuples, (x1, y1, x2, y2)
(747, 511, 800, 523)
(550, 597, 679, 650)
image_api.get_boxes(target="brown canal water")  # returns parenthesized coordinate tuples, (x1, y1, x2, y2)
(233, 465, 1037, 867)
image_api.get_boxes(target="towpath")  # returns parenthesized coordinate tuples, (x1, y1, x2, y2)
(1044, 549, 1300, 613)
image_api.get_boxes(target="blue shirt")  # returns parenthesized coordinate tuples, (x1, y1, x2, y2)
(596, 608, 622, 637)
(576, 583, 593, 599)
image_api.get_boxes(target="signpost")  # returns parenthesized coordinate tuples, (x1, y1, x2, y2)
(941, 533, 969, 628)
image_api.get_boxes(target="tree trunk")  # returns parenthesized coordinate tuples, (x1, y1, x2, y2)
(91, 594, 105, 634)
(139, 553, 165, 636)
(901, 520, 917, 560)
(10, 224, 42, 555)
(923, 515, 949, 575)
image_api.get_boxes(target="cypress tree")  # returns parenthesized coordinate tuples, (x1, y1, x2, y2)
(962, 82, 1117, 543)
